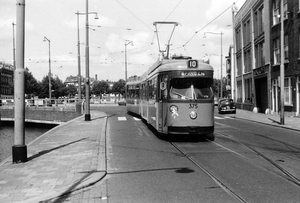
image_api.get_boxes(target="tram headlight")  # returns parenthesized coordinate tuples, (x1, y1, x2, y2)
(169, 105, 178, 113)
(189, 111, 197, 119)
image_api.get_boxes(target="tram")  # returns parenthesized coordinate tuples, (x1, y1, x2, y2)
(126, 56, 215, 140)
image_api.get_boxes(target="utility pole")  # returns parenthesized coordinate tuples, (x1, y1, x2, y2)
(280, 0, 285, 124)
(85, 0, 91, 121)
(43, 36, 51, 105)
(13, 0, 27, 163)
(12, 22, 16, 70)
(76, 11, 82, 103)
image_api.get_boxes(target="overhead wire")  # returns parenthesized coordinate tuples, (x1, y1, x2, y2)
(114, 0, 154, 31)
(161, 0, 184, 24)
(182, 3, 233, 48)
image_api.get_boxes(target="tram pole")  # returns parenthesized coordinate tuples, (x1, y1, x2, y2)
(85, 0, 91, 121)
(280, 0, 285, 125)
(13, 0, 27, 163)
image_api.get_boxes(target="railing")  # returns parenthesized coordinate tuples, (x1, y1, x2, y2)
(0, 98, 80, 111)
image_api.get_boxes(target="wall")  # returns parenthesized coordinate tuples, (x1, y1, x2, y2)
(0, 109, 81, 124)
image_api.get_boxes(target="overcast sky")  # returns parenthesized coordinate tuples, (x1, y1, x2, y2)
(0, 0, 245, 82)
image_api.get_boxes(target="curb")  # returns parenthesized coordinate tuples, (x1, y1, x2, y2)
(231, 115, 300, 132)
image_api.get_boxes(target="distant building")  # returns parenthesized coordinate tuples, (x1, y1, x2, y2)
(231, 0, 300, 116)
(0, 62, 14, 99)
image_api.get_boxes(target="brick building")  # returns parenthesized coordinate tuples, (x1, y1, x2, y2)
(232, 0, 300, 116)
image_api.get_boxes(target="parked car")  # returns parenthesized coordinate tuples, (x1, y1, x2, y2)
(118, 100, 126, 106)
(218, 98, 236, 114)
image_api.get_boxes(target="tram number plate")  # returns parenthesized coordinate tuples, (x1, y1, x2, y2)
(188, 60, 198, 68)
(189, 104, 198, 109)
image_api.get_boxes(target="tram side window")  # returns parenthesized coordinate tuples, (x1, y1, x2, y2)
(169, 78, 213, 100)
(159, 76, 168, 100)
(128, 85, 139, 98)
(148, 78, 157, 100)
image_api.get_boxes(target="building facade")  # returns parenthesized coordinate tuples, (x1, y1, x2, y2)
(232, 0, 300, 116)
(0, 62, 14, 100)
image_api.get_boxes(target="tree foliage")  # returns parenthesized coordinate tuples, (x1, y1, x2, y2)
(10, 67, 127, 99)
(111, 79, 125, 95)
(91, 80, 110, 96)
(25, 68, 40, 98)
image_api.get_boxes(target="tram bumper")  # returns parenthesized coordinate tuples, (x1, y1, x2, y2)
(168, 126, 214, 135)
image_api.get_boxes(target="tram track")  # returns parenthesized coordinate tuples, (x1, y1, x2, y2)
(215, 130, 300, 188)
(170, 141, 247, 203)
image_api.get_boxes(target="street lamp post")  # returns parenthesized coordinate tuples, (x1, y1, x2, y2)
(43, 36, 51, 105)
(84, 0, 98, 121)
(125, 40, 133, 99)
(12, 22, 16, 70)
(75, 11, 98, 103)
(280, 0, 285, 125)
(204, 31, 224, 98)
(13, 0, 27, 163)
(125, 40, 133, 82)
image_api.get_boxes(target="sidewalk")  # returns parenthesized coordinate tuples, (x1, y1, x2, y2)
(233, 109, 300, 131)
(0, 111, 107, 203)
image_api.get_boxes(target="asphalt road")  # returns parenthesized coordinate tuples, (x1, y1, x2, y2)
(95, 106, 300, 203)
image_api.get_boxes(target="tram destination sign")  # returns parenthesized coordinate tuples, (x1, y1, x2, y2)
(181, 71, 205, 76)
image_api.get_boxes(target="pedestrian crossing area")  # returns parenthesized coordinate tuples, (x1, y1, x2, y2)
(116, 116, 234, 121)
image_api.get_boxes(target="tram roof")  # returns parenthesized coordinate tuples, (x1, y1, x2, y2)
(127, 58, 213, 84)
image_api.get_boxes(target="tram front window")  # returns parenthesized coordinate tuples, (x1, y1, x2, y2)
(169, 78, 213, 100)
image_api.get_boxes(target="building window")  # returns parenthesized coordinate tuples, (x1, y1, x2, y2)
(284, 35, 289, 61)
(244, 49, 252, 73)
(237, 80, 242, 103)
(236, 27, 241, 51)
(273, 0, 280, 25)
(283, 0, 288, 19)
(273, 38, 280, 64)
(243, 19, 251, 45)
(254, 5, 264, 37)
(244, 78, 252, 103)
(299, 31, 300, 58)
(273, 0, 288, 24)
(237, 54, 242, 76)
(284, 77, 292, 105)
(255, 41, 264, 68)
(273, 36, 288, 64)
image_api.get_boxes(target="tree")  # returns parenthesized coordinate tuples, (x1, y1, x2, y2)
(39, 75, 66, 98)
(63, 85, 77, 98)
(111, 79, 125, 96)
(213, 78, 226, 98)
(51, 76, 66, 98)
(25, 68, 40, 98)
(92, 80, 109, 97)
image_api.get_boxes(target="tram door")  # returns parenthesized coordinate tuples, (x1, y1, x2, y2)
(141, 82, 148, 119)
(158, 76, 167, 132)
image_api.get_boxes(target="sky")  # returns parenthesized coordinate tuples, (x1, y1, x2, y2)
(0, 0, 246, 82)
